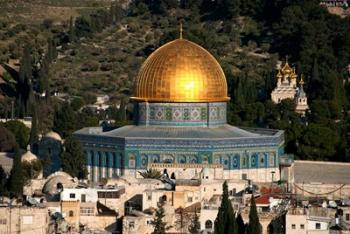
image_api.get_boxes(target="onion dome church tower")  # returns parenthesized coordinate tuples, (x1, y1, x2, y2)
(271, 59, 309, 115)
(75, 31, 287, 183)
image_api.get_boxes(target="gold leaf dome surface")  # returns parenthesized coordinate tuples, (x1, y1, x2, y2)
(132, 39, 229, 102)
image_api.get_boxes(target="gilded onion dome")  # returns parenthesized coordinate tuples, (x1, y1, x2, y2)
(132, 39, 229, 102)
(276, 70, 283, 79)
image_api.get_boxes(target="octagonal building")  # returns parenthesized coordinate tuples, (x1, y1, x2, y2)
(74, 38, 286, 183)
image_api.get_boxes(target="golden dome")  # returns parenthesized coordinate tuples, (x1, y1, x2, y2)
(132, 39, 229, 102)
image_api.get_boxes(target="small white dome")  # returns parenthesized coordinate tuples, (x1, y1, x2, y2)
(21, 151, 38, 162)
(44, 131, 62, 141)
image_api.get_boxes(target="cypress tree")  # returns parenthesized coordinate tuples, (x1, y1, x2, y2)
(247, 195, 262, 234)
(38, 56, 50, 96)
(69, 16, 76, 42)
(188, 211, 201, 234)
(214, 181, 238, 234)
(47, 38, 57, 62)
(236, 212, 246, 234)
(110, 2, 116, 23)
(18, 44, 32, 116)
(7, 146, 24, 198)
(60, 135, 87, 179)
(151, 200, 171, 234)
(0, 165, 7, 196)
(29, 106, 39, 145)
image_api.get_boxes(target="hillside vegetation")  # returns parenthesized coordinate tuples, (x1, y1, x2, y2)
(0, 0, 350, 163)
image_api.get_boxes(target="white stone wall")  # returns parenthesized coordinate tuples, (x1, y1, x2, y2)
(285, 214, 307, 234)
(307, 219, 329, 232)
(60, 188, 98, 202)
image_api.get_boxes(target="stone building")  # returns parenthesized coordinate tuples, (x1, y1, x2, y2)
(75, 36, 289, 184)
(0, 206, 49, 234)
(292, 160, 350, 199)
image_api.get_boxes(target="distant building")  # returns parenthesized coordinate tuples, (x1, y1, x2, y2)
(286, 207, 335, 234)
(271, 60, 309, 115)
(320, 0, 349, 7)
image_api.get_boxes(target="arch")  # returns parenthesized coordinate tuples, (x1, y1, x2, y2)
(232, 154, 239, 168)
(163, 169, 168, 177)
(178, 155, 186, 164)
(128, 154, 135, 168)
(57, 182, 63, 191)
(190, 156, 198, 164)
(141, 154, 148, 168)
(205, 220, 213, 229)
(160, 195, 167, 202)
(151, 155, 160, 163)
(222, 155, 229, 169)
(69, 210, 74, 217)
(171, 172, 176, 180)
(202, 155, 209, 164)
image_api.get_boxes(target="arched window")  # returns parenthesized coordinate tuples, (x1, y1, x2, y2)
(205, 220, 213, 229)
(171, 172, 176, 179)
(128, 154, 135, 168)
(69, 210, 74, 217)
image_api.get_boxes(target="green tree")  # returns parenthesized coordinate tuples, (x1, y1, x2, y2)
(138, 168, 162, 179)
(69, 17, 76, 43)
(298, 124, 341, 160)
(75, 16, 92, 38)
(236, 212, 246, 234)
(22, 160, 42, 184)
(17, 44, 32, 116)
(38, 56, 50, 96)
(60, 135, 87, 179)
(53, 103, 76, 138)
(151, 200, 171, 234)
(0, 126, 16, 152)
(4, 120, 30, 149)
(0, 165, 8, 196)
(214, 181, 238, 234)
(188, 211, 201, 234)
(29, 107, 39, 145)
(7, 146, 24, 198)
(47, 38, 57, 62)
(246, 195, 262, 234)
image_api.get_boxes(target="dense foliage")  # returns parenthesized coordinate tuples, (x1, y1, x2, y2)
(151, 200, 172, 234)
(0, 0, 350, 163)
(60, 135, 87, 179)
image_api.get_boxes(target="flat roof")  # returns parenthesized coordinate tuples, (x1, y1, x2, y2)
(294, 160, 350, 184)
(75, 124, 282, 140)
